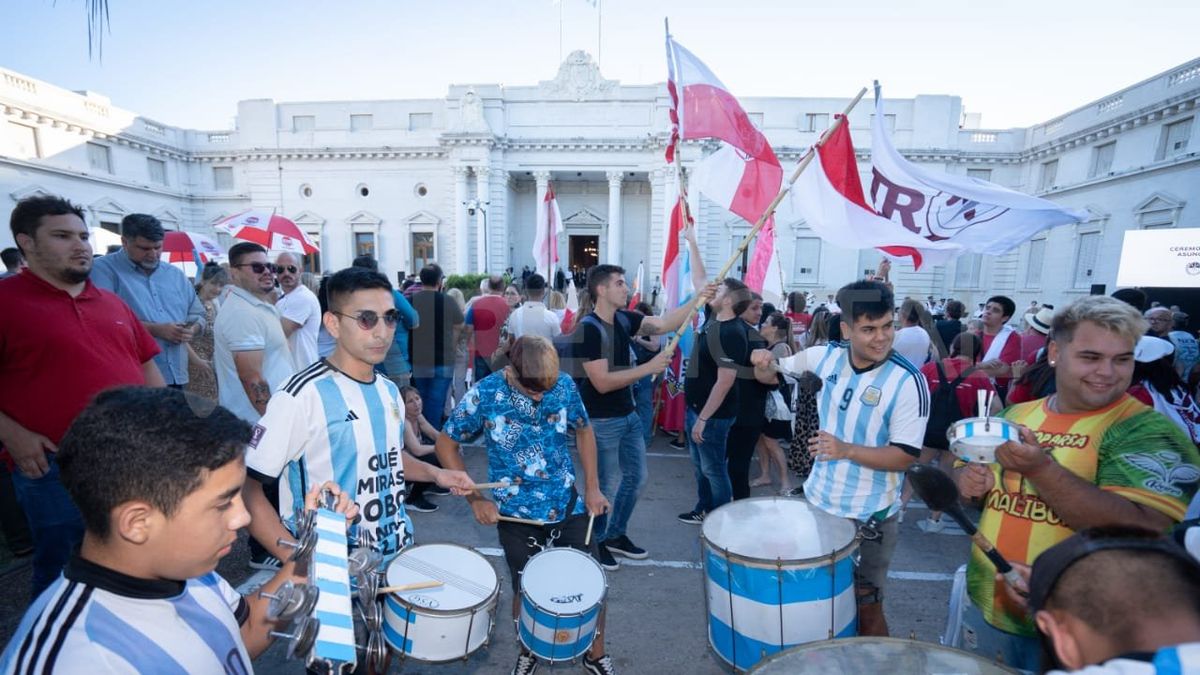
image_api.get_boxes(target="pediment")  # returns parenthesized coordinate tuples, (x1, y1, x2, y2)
(538, 50, 618, 101)
(562, 207, 606, 227)
(1134, 192, 1185, 214)
(346, 210, 383, 226)
(404, 209, 441, 227)
(152, 207, 181, 226)
(291, 210, 327, 227)
(89, 197, 129, 217)
(9, 184, 54, 202)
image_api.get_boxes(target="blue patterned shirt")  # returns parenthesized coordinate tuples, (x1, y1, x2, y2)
(443, 371, 590, 522)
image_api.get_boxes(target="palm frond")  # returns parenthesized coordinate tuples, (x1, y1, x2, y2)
(84, 0, 111, 60)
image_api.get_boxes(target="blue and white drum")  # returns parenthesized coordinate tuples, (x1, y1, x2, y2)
(382, 543, 499, 663)
(701, 497, 858, 671)
(947, 416, 1020, 464)
(518, 547, 607, 663)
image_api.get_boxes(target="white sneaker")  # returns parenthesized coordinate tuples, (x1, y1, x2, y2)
(918, 517, 946, 533)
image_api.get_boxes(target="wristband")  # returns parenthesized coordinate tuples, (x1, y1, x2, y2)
(698, 417, 709, 423)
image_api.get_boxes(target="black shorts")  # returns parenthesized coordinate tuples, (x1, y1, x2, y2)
(497, 513, 595, 593)
(763, 419, 794, 441)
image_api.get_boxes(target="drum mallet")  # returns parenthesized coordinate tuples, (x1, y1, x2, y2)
(377, 580, 444, 594)
(474, 477, 519, 491)
(905, 463, 1024, 590)
(497, 515, 545, 526)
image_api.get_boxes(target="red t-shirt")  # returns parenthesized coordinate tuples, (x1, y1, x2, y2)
(1020, 333, 1046, 364)
(466, 294, 511, 360)
(0, 270, 160, 446)
(920, 358, 996, 418)
(982, 330, 1023, 387)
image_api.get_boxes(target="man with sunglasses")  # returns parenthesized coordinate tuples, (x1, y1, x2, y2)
(244, 267, 474, 572)
(435, 336, 617, 675)
(274, 252, 321, 369)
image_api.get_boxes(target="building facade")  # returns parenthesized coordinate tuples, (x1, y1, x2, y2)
(2, 52, 1197, 310)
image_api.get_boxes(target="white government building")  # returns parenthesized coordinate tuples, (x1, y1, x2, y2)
(1, 52, 1197, 311)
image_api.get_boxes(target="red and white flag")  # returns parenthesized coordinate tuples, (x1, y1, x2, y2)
(533, 182, 562, 280)
(627, 260, 645, 310)
(868, 82, 1085, 268)
(777, 116, 963, 269)
(666, 31, 782, 290)
(561, 277, 580, 335)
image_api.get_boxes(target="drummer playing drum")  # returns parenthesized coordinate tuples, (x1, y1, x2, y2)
(767, 280, 931, 637)
(435, 335, 616, 675)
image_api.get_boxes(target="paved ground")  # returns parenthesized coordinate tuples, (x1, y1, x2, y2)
(0, 433, 977, 673)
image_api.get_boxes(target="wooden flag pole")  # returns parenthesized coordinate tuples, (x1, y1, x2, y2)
(659, 86, 869, 359)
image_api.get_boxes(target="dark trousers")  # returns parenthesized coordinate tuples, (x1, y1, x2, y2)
(727, 423, 764, 501)
(0, 464, 33, 554)
(11, 457, 84, 597)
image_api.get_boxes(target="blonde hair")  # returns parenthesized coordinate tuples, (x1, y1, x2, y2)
(446, 288, 466, 311)
(508, 336, 559, 392)
(546, 290, 566, 310)
(1051, 295, 1147, 347)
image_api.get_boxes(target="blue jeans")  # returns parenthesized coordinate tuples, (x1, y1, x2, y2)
(960, 601, 1041, 674)
(633, 375, 655, 447)
(11, 457, 84, 598)
(592, 413, 648, 541)
(685, 408, 734, 514)
(412, 365, 454, 430)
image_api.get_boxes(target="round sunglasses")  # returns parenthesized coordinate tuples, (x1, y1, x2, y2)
(332, 309, 401, 330)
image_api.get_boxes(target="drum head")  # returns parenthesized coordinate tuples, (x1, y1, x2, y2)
(521, 548, 605, 612)
(748, 637, 1018, 674)
(385, 543, 497, 612)
(702, 497, 856, 561)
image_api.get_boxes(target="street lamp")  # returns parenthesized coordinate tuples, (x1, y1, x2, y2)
(465, 199, 489, 271)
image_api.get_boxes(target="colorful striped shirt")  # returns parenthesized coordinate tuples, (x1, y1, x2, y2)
(968, 395, 1200, 636)
(781, 344, 931, 520)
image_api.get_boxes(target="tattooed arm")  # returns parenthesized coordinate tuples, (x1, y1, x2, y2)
(233, 350, 272, 416)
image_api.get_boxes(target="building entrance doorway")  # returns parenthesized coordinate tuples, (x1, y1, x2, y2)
(569, 234, 600, 282)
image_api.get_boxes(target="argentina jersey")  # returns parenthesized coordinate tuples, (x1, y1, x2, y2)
(247, 360, 414, 560)
(1, 558, 249, 674)
(785, 343, 930, 520)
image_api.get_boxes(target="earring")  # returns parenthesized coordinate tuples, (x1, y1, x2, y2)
(1049, 361, 1056, 367)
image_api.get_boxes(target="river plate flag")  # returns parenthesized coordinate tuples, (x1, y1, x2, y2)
(868, 81, 1086, 268)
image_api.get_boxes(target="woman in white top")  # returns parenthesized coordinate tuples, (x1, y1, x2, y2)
(893, 298, 934, 367)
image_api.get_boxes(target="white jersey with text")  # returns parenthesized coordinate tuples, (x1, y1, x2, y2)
(0, 558, 249, 675)
(781, 343, 930, 520)
(247, 359, 413, 559)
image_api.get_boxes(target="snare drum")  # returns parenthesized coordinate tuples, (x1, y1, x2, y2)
(518, 547, 607, 663)
(382, 543, 499, 663)
(747, 636, 1018, 673)
(947, 416, 1019, 464)
(701, 497, 858, 671)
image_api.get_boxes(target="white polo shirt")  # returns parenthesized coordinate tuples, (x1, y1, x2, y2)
(213, 286, 296, 423)
(505, 301, 562, 340)
(276, 284, 322, 369)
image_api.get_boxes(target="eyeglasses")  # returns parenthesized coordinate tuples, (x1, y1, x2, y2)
(232, 262, 277, 275)
(333, 309, 401, 330)
(278, 265, 299, 274)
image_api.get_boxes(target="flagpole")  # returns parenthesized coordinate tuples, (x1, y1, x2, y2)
(659, 86, 869, 359)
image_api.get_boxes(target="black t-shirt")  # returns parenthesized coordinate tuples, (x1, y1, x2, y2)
(685, 316, 750, 419)
(935, 319, 962, 355)
(734, 321, 771, 428)
(410, 290, 465, 368)
(576, 310, 645, 418)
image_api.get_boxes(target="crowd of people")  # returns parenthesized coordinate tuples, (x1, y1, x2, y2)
(1, 193, 1200, 674)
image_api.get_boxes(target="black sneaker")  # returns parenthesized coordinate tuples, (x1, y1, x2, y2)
(676, 510, 705, 525)
(405, 496, 439, 513)
(603, 535, 648, 560)
(667, 438, 686, 450)
(511, 649, 539, 675)
(595, 543, 619, 571)
(583, 653, 616, 675)
(248, 552, 282, 571)
(426, 485, 451, 496)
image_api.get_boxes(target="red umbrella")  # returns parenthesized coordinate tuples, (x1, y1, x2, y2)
(161, 230, 223, 263)
(213, 210, 319, 254)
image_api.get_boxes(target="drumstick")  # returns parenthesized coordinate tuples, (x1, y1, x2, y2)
(497, 515, 545, 526)
(377, 580, 444, 594)
(584, 513, 596, 547)
(473, 478, 519, 490)
(977, 389, 986, 418)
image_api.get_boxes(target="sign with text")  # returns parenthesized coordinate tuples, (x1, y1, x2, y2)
(1117, 228, 1200, 288)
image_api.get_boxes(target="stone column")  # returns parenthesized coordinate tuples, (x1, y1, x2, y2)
(533, 171, 551, 275)
(606, 171, 623, 266)
(454, 166, 470, 275)
(475, 166, 491, 273)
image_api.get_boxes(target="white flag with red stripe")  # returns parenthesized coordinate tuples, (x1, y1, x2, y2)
(533, 182, 562, 280)
(869, 82, 1086, 268)
(666, 31, 782, 290)
(627, 260, 645, 310)
(778, 116, 963, 268)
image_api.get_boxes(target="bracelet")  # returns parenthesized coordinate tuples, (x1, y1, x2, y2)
(698, 417, 709, 423)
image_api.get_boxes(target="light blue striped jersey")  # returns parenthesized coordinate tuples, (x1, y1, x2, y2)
(0, 556, 249, 674)
(1046, 642, 1200, 674)
(247, 359, 413, 561)
(783, 344, 930, 520)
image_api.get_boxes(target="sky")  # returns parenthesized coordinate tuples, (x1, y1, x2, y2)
(1, 0, 1197, 131)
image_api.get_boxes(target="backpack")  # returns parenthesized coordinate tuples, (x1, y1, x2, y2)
(923, 360, 977, 450)
(554, 312, 636, 386)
